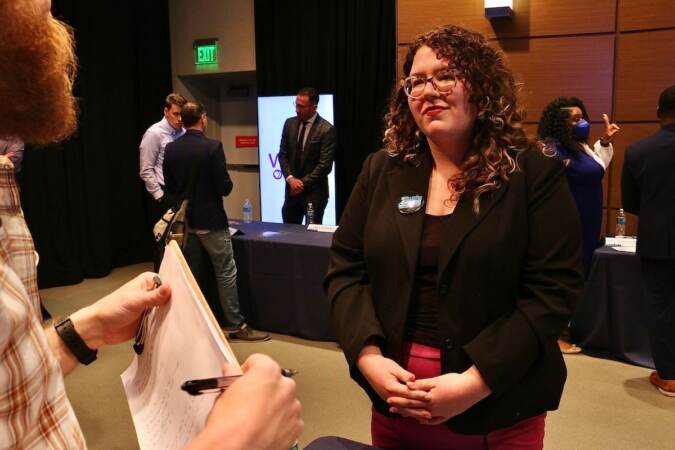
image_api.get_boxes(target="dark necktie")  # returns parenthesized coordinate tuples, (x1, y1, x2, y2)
(294, 121, 308, 175)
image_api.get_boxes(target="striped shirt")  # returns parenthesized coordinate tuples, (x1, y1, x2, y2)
(0, 156, 86, 449)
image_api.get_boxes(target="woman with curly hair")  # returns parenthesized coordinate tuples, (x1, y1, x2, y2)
(325, 25, 583, 449)
(538, 97, 620, 278)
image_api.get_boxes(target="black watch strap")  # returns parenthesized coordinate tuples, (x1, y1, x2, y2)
(54, 317, 98, 365)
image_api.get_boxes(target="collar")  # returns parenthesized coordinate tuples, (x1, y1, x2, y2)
(185, 129, 205, 136)
(302, 113, 318, 125)
(160, 117, 184, 136)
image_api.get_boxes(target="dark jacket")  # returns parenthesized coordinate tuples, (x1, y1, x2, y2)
(278, 114, 336, 200)
(163, 129, 233, 230)
(324, 147, 583, 435)
(621, 123, 675, 259)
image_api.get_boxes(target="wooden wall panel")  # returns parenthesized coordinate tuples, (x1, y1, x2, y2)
(397, 38, 613, 124)
(619, 0, 675, 32)
(397, 0, 615, 43)
(615, 30, 675, 121)
(607, 123, 661, 208)
(497, 35, 614, 123)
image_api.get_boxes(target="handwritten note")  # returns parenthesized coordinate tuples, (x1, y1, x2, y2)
(121, 242, 240, 449)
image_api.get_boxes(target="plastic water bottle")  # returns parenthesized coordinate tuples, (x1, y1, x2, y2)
(306, 202, 315, 226)
(243, 198, 253, 223)
(615, 208, 626, 237)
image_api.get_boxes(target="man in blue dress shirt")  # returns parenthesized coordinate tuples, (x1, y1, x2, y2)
(139, 92, 186, 209)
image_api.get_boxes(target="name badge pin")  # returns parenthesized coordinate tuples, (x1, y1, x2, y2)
(398, 195, 424, 214)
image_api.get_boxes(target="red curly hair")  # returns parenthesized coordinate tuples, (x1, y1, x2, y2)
(0, 0, 78, 144)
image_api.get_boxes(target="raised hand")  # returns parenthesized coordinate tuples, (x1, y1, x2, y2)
(600, 113, 621, 145)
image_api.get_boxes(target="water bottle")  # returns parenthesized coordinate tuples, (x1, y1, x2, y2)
(243, 198, 253, 223)
(306, 202, 315, 226)
(615, 208, 626, 237)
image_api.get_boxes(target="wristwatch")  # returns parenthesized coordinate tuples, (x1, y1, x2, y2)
(54, 317, 98, 365)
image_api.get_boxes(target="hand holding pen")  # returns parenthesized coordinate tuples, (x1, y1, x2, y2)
(187, 354, 303, 450)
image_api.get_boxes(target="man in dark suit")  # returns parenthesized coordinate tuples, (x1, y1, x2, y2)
(279, 87, 336, 224)
(163, 102, 269, 341)
(622, 85, 675, 396)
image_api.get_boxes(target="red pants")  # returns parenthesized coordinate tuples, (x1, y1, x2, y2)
(371, 342, 546, 450)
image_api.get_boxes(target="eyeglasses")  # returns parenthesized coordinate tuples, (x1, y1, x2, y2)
(293, 101, 315, 109)
(401, 69, 459, 99)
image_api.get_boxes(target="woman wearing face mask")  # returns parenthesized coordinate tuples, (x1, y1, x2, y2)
(538, 97, 620, 278)
(538, 98, 620, 354)
(325, 25, 583, 449)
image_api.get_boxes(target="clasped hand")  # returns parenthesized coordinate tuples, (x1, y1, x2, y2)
(358, 347, 491, 426)
(288, 177, 304, 196)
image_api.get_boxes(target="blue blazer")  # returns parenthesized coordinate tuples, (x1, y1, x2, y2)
(163, 130, 233, 230)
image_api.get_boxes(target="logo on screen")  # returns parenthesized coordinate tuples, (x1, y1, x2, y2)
(268, 153, 283, 180)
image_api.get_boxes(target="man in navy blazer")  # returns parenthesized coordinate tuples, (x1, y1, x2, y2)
(163, 102, 269, 341)
(622, 85, 675, 396)
(279, 87, 336, 224)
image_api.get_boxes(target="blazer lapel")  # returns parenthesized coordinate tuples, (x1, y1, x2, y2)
(289, 118, 301, 171)
(387, 152, 432, 276)
(301, 115, 321, 166)
(437, 181, 509, 277)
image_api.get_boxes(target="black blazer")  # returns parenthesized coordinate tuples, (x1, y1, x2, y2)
(278, 114, 336, 199)
(163, 130, 233, 230)
(325, 147, 583, 434)
(621, 123, 675, 259)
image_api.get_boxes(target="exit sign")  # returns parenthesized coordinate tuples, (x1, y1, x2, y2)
(194, 39, 218, 66)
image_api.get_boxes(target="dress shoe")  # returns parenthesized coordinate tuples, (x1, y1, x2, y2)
(228, 324, 271, 342)
(558, 339, 582, 354)
(649, 371, 675, 397)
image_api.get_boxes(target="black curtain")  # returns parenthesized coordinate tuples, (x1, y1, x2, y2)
(18, 1, 172, 288)
(254, 0, 396, 219)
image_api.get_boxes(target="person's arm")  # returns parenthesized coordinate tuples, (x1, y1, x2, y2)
(461, 151, 583, 397)
(139, 130, 164, 201)
(593, 140, 613, 169)
(44, 273, 171, 376)
(301, 124, 336, 189)
(324, 153, 427, 405)
(185, 354, 303, 450)
(621, 147, 640, 215)
(325, 152, 384, 366)
(213, 142, 233, 197)
(278, 119, 292, 179)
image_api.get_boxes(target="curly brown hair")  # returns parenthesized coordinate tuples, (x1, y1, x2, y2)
(383, 25, 533, 213)
(0, 1, 78, 145)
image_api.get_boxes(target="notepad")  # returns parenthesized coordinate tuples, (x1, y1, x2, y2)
(121, 240, 240, 450)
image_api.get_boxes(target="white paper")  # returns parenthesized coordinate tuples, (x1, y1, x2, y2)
(605, 236, 636, 247)
(121, 243, 240, 450)
(306, 224, 338, 233)
(612, 246, 636, 253)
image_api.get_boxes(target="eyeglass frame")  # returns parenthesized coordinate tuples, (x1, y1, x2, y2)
(293, 100, 317, 109)
(401, 69, 460, 99)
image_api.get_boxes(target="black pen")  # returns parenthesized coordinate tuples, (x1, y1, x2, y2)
(133, 274, 162, 355)
(181, 368, 298, 395)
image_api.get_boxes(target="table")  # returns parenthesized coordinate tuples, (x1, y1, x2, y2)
(570, 246, 654, 368)
(230, 221, 335, 341)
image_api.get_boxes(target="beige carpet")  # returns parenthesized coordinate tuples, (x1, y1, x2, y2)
(40, 262, 675, 449)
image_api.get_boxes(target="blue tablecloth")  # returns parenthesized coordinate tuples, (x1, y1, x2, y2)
(230, 221, 335, 341)
(571, 246, 654, 368)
